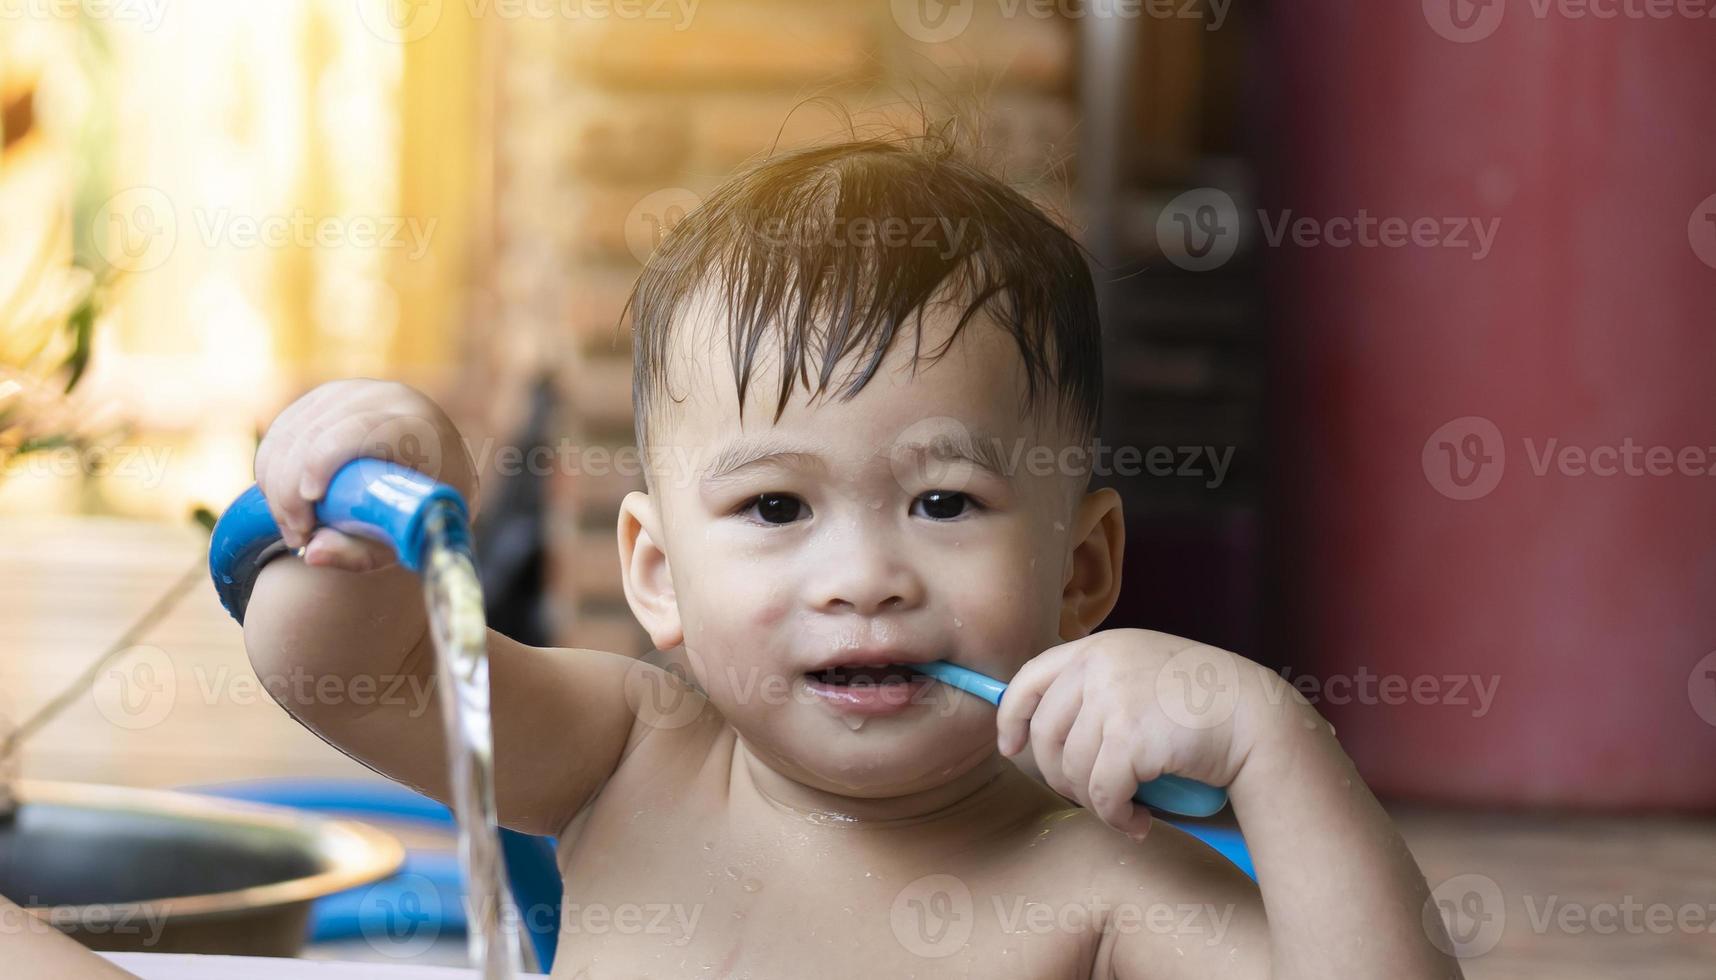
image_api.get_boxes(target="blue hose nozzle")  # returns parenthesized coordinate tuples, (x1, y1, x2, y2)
(208, 458, 469, 623)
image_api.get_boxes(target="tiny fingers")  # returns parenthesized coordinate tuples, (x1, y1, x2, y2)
(1089, 737, 1152, 840)
(302, 527, 397, 573)
(1026, 676, 1084, 801)
(263, 432, 317, 549)
(996, 643, 1087, 756)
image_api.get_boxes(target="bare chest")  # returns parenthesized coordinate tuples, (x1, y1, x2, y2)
(548, 806, 1106, 979)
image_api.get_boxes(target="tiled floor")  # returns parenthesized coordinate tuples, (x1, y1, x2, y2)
(3, 517, 1713, 977)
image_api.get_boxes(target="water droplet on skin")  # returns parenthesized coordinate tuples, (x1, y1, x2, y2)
(953, 618, 963, 629)
(842, 715, 866, 732)
(1302, 716, 1319, 730)
(1054, 521, 1066, 532)
(743, 878, 762, 893)
(725, 865, 741, 880)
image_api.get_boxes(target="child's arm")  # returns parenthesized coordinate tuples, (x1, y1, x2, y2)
(0, 893, 139, 979)
(1214, 697, 1462, 979)
(241, 380, 686, 836)
(997, 630, 1464, 980)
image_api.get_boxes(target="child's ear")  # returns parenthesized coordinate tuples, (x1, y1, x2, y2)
(1059, 486, 1125, 641)
(618, 490, 684, 651)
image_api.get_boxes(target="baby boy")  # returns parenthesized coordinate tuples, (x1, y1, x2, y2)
(240, 139, 1461, 979)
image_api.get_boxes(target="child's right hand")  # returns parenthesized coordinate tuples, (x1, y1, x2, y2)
(253, 379, 478, 573)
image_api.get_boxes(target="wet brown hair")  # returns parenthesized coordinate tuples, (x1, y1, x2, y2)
(626, 137, 1101, 455)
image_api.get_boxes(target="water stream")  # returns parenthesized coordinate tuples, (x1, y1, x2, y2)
(420, 504, 528, 978)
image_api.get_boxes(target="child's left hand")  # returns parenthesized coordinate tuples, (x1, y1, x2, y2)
(995, 628, 1310, 838)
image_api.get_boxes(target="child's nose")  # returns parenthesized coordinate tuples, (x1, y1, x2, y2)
(807, 533, 926, 615)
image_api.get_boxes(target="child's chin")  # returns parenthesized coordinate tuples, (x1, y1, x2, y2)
(786, 731, 991, 797)
(796, 762, 965, 799)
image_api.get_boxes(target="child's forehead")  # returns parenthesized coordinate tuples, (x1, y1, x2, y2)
(655, 289, 1042, 449)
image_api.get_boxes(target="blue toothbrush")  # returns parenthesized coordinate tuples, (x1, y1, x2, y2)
(914, 660, 1230, 818)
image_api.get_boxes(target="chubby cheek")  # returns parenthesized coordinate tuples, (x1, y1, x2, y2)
(676, 550, 800, 718)
(940, 525, 1068, 678)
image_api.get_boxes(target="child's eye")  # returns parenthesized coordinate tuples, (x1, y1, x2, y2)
(743, 492, 808, 525)
(912, 490, 977, 521)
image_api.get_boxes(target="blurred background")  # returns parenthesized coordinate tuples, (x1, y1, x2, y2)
(1, 1, 1714, 976)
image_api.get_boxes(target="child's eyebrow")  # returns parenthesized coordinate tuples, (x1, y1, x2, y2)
(881, 430, 1012, 480)
(698, 429, 1013, 489)
(700, 438, 829, 488)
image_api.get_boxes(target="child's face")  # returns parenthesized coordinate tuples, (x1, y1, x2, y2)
(621, 298, 1120, 799)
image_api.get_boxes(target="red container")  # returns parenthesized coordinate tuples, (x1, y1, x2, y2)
(1265, 3, 1716, 808)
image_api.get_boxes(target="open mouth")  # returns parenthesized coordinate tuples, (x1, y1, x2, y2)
(802, 663, 933, 716)
(807, 664, 927, 687)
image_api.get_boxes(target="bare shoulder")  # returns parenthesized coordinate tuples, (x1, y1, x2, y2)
(1019, 809, 1269, 980)
(549, 649, 731, 836)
